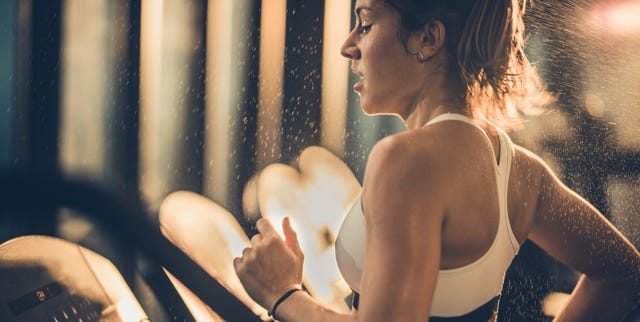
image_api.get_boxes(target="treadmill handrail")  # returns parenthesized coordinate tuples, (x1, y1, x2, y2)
(0, 169, 262, 322)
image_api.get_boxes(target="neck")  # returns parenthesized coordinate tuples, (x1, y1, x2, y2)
(403, 92, 468, 130)
(401, 65, 469, 129)
(406, 104, 468, 129)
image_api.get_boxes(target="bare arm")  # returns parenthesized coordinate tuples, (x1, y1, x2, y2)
(528, 158, 640, 321)
(357, 135, 444, 321)
(235, 135, 444, 322)
(234, 217, 356, 322)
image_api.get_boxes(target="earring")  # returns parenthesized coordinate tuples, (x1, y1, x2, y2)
(417, 48, 426, 62)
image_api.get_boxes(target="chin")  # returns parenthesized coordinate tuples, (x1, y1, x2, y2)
(358, 97, 377, 115)
(360, 104, 378, 116)
(360, 99, 392, 116)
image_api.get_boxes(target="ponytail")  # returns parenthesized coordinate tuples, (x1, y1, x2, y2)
(458, 0, 553, 128)
(382, 0, 554, 129)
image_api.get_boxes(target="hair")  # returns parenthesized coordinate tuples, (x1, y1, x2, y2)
(380, 0, 554, 129)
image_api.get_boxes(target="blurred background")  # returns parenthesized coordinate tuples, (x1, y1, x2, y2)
(0, 0, 638, 321)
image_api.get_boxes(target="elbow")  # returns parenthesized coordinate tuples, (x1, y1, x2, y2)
(588, 252, 640, 299)
(583, 272, 640, 309)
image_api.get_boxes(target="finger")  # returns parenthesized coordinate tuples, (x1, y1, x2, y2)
(233, 256, 242, 271)
(250, 234, 262, 247)
(256, 218, 278, 238)
(282, 217, 303, 256)
(242, 246, 252, 258)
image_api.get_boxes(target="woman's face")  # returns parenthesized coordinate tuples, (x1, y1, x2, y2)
(340, 0, 425, 116)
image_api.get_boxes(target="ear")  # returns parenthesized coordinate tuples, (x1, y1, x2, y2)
(416, 20, 446, 62)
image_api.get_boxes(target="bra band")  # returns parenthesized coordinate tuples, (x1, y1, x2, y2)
(350, 291, 500, 321)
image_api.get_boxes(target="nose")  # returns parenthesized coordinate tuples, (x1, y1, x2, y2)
(340, 29, 360, 60)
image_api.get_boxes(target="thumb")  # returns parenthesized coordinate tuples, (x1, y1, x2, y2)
(282, 217, 303, 256)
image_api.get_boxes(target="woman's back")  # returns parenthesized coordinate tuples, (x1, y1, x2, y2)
(400, 115, 535, 271)
(337, 113, 532, 318)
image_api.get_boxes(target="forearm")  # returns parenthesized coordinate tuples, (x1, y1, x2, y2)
(554, 274, 640, 322)
(273, 290, 357, 322)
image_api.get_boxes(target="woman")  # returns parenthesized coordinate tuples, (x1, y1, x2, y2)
(234, 0, 640, 321)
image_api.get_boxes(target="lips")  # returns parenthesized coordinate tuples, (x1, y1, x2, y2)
(353, 78, 364, 93)
(351, 68, 364, 92)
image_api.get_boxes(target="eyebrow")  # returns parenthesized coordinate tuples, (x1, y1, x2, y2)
(354, 6, 374, 17)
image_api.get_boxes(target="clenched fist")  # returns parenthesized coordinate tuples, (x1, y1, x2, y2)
(234, 217, 305, 312)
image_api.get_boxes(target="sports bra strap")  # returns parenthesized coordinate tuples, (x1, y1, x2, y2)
(424, 113, 498, 167)
(424, 113, 483, 130)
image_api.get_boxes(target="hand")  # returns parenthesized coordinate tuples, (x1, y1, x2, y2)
(234, 217, 305, 311)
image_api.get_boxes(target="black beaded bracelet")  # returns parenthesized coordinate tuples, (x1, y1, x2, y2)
(268, 287, 302, 320)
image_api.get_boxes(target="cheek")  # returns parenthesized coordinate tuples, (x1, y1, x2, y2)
(366, 52, 414, 95)
(367, 39, 413, 85)
(358, 35, 417, 112)
(368, 40, 399, 68)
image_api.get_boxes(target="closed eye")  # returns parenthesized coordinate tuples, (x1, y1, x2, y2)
(359, 24, 372, 34)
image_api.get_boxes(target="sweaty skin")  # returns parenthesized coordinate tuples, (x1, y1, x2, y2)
(233, 0, 640, 321)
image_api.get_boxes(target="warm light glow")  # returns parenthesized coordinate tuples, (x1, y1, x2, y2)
(242, 174, 261, 221)
(607, 3, 640, 33)
(101, 299, 149, 321)
(205, 0, 257, 206)
(584, 93, 606, 118)
(586, 1, 640, 149)
(256, 0, 287, 169)
(321, 0, 351, 157)
(165, 271, 225, 322)
(541, 292, 571, 317)
(257, 146, 361, 313)
(60, 0, 108, 179)
(139, 0, 164, 209)
(159, 191, 269, 320)
(594, 1, 640, 34)
(205, 0, 234, 206)
(141, 0, 206, 209)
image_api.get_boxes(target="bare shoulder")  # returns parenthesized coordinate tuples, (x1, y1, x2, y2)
(510, 143, 575, 198)
(362, 130, 448, 221)
(512, 144, 548, 174)
(365, 130, 447, 187)
(510, 143, 557, 191)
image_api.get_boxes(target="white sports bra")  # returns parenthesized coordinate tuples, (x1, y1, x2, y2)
(334, 113, 520, 317)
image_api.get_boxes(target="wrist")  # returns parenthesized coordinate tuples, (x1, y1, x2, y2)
(268, 286, 303, 320)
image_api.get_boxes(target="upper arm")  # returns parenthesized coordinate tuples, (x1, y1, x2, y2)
(528, 157, 640, 279)
(356, 136, 445, 321)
